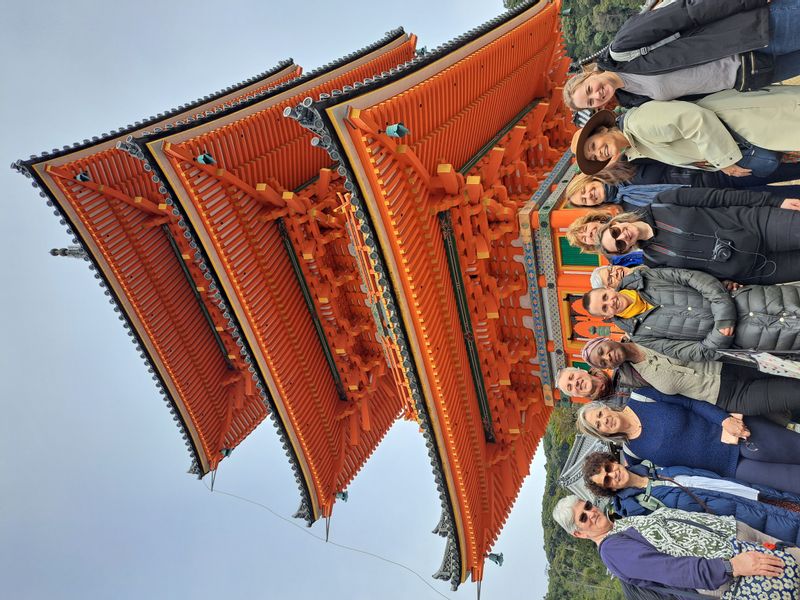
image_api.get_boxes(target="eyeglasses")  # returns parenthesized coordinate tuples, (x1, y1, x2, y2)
(608, 225, 628, 253)
(577, 500, 593, 523)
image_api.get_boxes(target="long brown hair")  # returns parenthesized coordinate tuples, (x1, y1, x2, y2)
(592, 161, 639, 185)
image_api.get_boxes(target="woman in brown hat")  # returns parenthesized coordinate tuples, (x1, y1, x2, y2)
(571, 86, 800, 178)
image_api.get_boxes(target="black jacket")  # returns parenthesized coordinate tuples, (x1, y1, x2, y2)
(636, 187, 783, 280)
(629, 159, 796, 190)
(597, 0, 773, 107)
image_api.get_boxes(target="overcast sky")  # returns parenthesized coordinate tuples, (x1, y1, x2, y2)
(0, 2, 551, 598)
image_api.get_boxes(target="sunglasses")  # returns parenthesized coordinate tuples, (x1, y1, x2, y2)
(577, 500, 593, 523)
(600, 463, 615, 488)
(607, 225, 628, 253)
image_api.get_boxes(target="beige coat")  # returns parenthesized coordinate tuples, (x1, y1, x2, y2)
(622, 86, 800, 170)
(630, 344, 723, 404)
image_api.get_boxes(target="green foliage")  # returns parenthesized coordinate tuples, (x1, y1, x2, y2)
(541, 403, 624, 600)
(559, 0, 641, 62)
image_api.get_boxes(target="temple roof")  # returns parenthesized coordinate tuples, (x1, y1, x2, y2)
(286, 0, 572, 586)
(12, 28, 415, 500)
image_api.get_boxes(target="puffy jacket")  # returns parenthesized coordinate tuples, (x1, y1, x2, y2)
(613, 464, 800, 546)
(613, 267, 737, 361)
(597, 0, 772, 107)
(613, 269, 800, 361)
(614, 267, 800, 361)
(729, 284, 800, 351)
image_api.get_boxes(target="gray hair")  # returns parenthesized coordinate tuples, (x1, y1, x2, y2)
(576, 401, 629, 444)
(552, 495, 581, 535)
(590, 266, 608, 289)
(555, 367, 583, 397)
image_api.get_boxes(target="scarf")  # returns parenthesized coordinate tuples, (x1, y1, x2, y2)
(612, 183, 686, 208)
(610, 508, 736, 560)
(617, 289, 654, 319)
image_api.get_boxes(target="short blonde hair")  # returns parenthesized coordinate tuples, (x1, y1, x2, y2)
(565, 210, 614, 252)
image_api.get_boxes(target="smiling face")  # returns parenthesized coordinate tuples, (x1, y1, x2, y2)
(600, 222, 639, 255)
(568, 180, 606, 207)
(571, 73, 618, 110)
(587, 339, 626, 369)
(577, 221, 603, 248)
(557, 368, 609, 400)
(583, 127, 626, 164)
(584, 407, 623, 436)
(586, 288, 631, 319)
(589, 460, 631, 491)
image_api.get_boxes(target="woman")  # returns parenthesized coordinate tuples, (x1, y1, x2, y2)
(590, 188, 800, 283)
(571, 96, 800, 178)
(582, 451, 800, 546)
(553, 495, 800, 598)
(565, 211, 613, 252)
(580, 336, 800, 417)
(565, 171, 800, 210)
(563, 0, 800, 110)
(577, 388, 800, 494)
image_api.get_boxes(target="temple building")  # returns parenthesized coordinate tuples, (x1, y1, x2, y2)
(14, 0, 609, 590)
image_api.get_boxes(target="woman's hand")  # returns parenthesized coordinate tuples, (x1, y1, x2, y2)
(723, 416, 750, 439)
(731, 551, 785, 577)
(720, 165, 753, 177)
(780, 199, 800, 211)
(718, 326, 735, 336)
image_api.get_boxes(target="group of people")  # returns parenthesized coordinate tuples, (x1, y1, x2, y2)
(549, 0, 800, 597)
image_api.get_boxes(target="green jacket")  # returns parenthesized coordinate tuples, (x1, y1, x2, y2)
(623, 86, 800, 169)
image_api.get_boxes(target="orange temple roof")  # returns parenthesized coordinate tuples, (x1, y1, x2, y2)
(14, 29, 416, 495)
(287, 0, 573, 585)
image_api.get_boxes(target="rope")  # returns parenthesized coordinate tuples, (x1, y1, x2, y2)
(202, 481, 454, 600)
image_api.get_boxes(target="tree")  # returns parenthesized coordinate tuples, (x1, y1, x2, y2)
(540, 403, 623, 599)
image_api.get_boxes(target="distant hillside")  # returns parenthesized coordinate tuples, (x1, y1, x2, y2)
(504, 0, 641, 62)
(540, 403, 623, 599)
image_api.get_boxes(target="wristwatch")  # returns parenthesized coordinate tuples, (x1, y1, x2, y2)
(723, 559, 735, 578)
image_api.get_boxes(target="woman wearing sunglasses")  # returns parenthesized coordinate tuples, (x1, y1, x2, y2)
(576, 387, 800, 495)
(553, 495, 800, 598)
(571, 92, 800, 180)
(583, 185, 800, 284)
(582, 451, 800, 546)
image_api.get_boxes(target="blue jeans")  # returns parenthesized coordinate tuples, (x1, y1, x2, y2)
(757, 0, 800, 81)
(736, 143, 781, 177)
(767, 0, 800, 56)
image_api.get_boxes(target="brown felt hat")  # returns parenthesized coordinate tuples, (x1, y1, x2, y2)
(570, 109, 618, 175)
